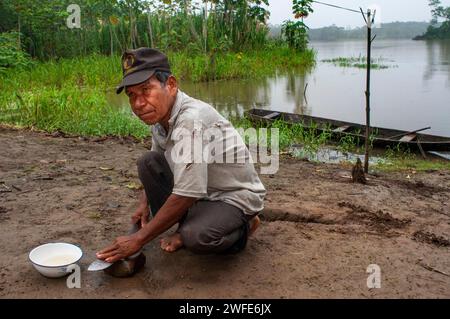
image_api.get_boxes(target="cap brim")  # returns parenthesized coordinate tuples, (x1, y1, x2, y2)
(116, 69, 155, 94)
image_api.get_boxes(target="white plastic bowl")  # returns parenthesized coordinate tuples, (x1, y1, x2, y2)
(29, 243, 83, 278)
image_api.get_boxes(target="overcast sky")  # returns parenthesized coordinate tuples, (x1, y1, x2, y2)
(266, 0, 450, 28)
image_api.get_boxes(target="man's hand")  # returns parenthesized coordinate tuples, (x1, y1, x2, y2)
(96, 234, 142, 263)
(97, 194, 196, 263)
(131, 190, 150, 227)
(131, 205, 150, 228)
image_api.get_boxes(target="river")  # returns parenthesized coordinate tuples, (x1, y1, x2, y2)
(109, 39, 450, 137)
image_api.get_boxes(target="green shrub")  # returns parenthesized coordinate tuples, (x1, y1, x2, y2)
(0, 32, 34, 74)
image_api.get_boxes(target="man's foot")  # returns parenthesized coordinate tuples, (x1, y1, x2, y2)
(160, 232, 183, 252)
(249, 215, 261, 237)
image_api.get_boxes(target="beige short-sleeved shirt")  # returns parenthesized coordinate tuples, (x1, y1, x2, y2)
(151, 90, 266, 215)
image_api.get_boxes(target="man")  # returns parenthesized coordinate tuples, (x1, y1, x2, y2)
(97, 48, 266, 268)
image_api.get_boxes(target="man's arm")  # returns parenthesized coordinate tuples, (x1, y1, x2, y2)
(131, 190, 150, 227)
(135, 194, 196, 244)
(96, 194, 197, 263)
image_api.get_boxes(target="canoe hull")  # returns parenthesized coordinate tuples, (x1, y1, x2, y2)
(246, 109, 450, 152)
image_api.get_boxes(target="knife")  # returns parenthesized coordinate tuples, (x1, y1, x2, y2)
(88, 222, 142, 271)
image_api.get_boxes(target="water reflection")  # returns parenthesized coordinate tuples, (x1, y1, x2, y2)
(108, 70, 311, 118)
(180, 77, 272, 118)
(180, 70, 311, 117)
(424, 40, 450, 86)
(286, 70, 310, 115)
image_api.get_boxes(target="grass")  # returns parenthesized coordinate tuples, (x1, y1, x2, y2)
(377, 157, 450, 172)
(0, 48, 315, 138)
(171, 48, 316, 82)
(0, 48, 316, 92)
(230, 117, 332, 153)
(0, 86, 149, 138)
(322, 56, 397, 69)
(375, 145, 450, 172)
(410, 159, 450, 171)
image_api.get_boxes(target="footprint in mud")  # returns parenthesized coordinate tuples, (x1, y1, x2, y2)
(391, 180, 449, 197)
(50, 229, 95, 242)
(260, 208, 335, 225)
(0, 207, 10, 222)
(338, 201, 411, 231)
(412, 230, 450, 248)
(50, 230, 75, 239)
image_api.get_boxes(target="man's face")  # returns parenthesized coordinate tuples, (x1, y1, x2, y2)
(125, 75, 178, 125)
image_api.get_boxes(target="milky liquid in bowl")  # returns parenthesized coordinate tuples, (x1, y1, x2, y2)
(29, 243, 83, 278)
(43, 255, 79, 267)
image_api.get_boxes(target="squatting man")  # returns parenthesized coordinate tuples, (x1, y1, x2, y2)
(96, 48, 269, 272)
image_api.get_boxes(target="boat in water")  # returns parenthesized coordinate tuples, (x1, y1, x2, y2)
(246, 108, 450, 152)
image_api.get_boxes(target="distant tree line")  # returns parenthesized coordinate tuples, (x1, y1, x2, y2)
(309, 22, 432, 41)
(270, 22, 431, 41)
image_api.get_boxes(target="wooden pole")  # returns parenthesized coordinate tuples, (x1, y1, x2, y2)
(417, 138, 427, 159)
(362, 8, 374, 174)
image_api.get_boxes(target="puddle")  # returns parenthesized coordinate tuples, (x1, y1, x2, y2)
(290, 146, 388, 165)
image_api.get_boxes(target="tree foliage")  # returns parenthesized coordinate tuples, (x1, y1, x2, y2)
(418, 0, 450, 39)
(281, 0, 313, 51)
(0, 0, 277, 60)
(0, 31, 34, 73)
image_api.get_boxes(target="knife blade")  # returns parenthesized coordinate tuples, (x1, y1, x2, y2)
(88, 221, 143, 271)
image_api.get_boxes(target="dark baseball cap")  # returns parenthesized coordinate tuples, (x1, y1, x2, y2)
(116, 47, 171, 94)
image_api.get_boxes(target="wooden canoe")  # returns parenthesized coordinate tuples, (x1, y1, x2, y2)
(246, 108, 450, 152)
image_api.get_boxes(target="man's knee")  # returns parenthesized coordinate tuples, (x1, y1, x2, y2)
(179, 224, 239, 254)
(179, 225, 216, 253)
(137, 151, 163, 174)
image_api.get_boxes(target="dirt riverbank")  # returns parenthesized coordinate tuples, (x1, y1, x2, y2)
(1, 126, 449, 298)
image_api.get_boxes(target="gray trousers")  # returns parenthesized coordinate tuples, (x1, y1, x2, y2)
(137, 151, 250, 254)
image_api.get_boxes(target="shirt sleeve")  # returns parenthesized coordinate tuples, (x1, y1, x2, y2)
(170, 118, 208, 198)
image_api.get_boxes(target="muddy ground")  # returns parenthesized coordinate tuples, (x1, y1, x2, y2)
(0, 126, 449, 298)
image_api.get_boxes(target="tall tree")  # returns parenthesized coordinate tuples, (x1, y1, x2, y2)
(282, 0, 313, 51)
(429, 0, 450, 22)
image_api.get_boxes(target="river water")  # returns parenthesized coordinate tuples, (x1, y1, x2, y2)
(109, 39, 450, 137)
